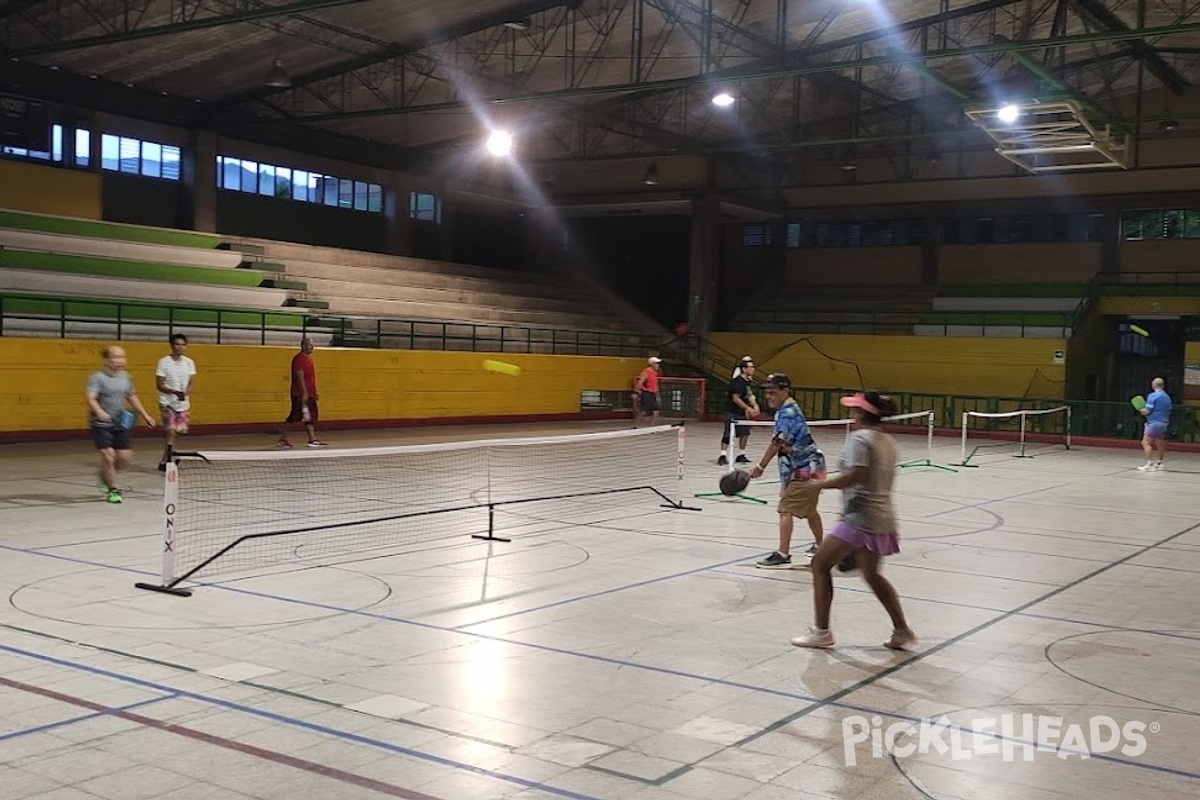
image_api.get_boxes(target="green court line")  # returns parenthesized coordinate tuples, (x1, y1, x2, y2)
(732, 519, 1200, 746)
(0, 209, 221, 249)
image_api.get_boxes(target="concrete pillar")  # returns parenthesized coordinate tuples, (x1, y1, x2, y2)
(1099, 210, 1120, 277)
(921, 215, 940, 286)
(439, 198, 457, 262)
(181, 130, 217, 233)
(385, 175, 413, 255)
(688, 192, 722, 337)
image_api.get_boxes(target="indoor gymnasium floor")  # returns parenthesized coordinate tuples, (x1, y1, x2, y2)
(1, 420, 1198, 800)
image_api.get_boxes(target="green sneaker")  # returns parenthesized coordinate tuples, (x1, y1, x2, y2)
(106, 489, 123, 504)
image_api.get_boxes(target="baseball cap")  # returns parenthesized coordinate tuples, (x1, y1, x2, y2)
(763, 372, 791, 390)
(648, 357, 663, 364)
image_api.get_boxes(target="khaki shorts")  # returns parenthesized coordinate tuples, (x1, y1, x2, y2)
(778, 479, 820, 518)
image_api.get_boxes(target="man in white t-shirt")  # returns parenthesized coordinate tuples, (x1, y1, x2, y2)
(156, 333, 197, 471)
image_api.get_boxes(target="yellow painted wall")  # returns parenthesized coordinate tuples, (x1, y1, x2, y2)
(785, 247, 923, 286)
(1186, 342, 1200, 403)
(0, 339, 644, 433)
(940, 244, 1100, 284)
(1120, 241, 1200, 274)
(1098, 296, 1200, 315)
(0, 161, 102, 219)
(709, 332, 1066, 398)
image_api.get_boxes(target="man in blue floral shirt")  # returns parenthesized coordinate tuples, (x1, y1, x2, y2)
(749, 373, 826, 569)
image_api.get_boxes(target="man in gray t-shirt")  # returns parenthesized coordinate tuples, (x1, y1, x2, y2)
(85, 346, 155, 504)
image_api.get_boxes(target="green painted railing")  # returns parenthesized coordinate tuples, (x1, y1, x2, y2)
(0, 292, 663, 356)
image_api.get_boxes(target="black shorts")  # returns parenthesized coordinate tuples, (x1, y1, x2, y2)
(91, 424, 132, 451)
(638, 390, 660, 412)
(286, 397, 319, 424)
(722, 414, 751, 442)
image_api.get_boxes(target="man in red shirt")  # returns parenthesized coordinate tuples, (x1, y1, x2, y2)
(278, 338, 326, 448)
(634, 356, 662, 426)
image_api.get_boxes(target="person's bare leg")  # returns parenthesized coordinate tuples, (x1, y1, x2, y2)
(115, 449, 133, 480)
(98, 449, 117, 489)
(778, 512, 794, 556)
(1142, 435, 1154, 462)
(161, 419, 177, 464)
(809, 536, 856, 629)
(807, 511, 824, 545)
(1156, 438, 1167, 466)
(858, 549, 915, 648)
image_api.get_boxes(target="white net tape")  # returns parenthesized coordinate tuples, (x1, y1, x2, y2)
(959, 405, 1072, 465)
(148, 425, 686, 591)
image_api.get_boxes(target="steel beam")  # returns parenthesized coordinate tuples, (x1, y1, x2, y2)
(216, 0, 575, 107)
(1069, 0, 1188, 95)
(262, 18, 1200, 124)
(996, 34, 1108, 121)
(10, 0, 372, 57)
(0, 0, 43, 22)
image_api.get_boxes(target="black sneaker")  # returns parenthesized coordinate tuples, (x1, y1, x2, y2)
(717, 455, 729, 466)
(735, 455, 751, 464)
(836, 553, 859, 573)
(804, 542, 818, 557)
(756, 551, 792, 569)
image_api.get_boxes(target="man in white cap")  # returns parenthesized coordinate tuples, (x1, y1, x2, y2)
(633, 356, 663, 426)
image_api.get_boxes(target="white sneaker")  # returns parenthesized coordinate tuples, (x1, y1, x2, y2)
(1155, 462, 1165, 471)
(1137, 463, 1155, 472)
(790, 627, 835, 648)
(884, 628, 917, 651)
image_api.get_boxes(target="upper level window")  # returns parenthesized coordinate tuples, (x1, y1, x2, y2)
(743, 224, 772, 247)
(788, 219, 923, 248)
(101, 134, 181, 181)
(409, 192, 441, 222)
(1122, 209, 1200, 240)
(217, 155, 383, 214)
(1, 124, 90, 168)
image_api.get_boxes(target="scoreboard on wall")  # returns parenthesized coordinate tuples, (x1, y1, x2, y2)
(0, 92, 50, 152)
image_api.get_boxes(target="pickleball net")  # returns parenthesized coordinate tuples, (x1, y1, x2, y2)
(136, 425, 690, 597)
(958, 405, 1072, 466)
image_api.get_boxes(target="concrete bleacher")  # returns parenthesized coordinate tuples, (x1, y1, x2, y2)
(0, 267, 289, 309)
(0, 209, 331, 347)
(0, 228, 244, 270)
(0, 209, 221, 249)
(728, 282, 1078, 338)
(0, 209, 661, 350)
(223, 236, 661, 335)
(728, 284, 936, 333)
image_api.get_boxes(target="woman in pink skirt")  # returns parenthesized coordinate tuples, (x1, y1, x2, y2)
(791, 390, 916, 651)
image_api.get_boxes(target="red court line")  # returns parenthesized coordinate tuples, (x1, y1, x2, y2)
(0, 676, 446, 800)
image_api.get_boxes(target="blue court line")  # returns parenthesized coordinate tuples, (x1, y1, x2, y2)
(0, 694, 176, 743)
(730, 519, 1200, 750)
(4, 637, 1198, 786)
(3, 540, 1199, 783)
(923, 483, 1071, 519)
(0, 642, 604, 800)
(0, 537, 1193, 701)
(452, 552, 758, 630)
